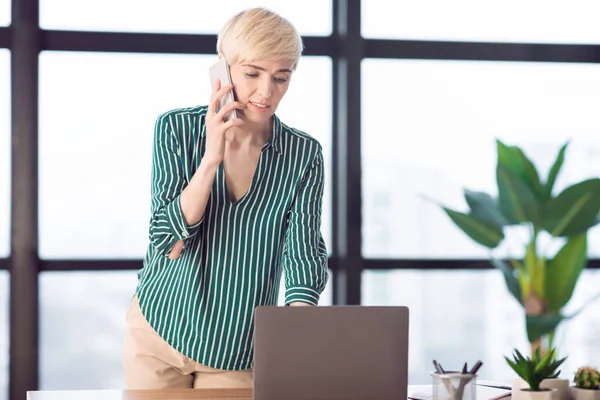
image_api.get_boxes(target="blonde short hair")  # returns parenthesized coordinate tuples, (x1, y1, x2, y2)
(216, 7, 304, 70)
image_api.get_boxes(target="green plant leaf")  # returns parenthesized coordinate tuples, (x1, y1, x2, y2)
(542, 178, 600, 237)
(545, 234, 588, 312)
(497, 139, 544, 200)
(505, 356, 521, 375)
(497, 164, 541, 225)
(534, 348, 554, 373)
(525, 240, 545, 299)
(542, 141, 568, 202)
(443, 208, 504, 248)
(465, 190, 508, 229)
(491, 258, 522, 304)
(505, 355, 528, 381)
(526, 313, 565, 342)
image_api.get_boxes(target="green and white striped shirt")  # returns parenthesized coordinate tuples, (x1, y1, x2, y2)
(135, 105, 329, 371)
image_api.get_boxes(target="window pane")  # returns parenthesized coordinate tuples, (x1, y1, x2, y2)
(40, 269, 332, 390)
(0, 0, 9, 26)
(362, 59, 600, 259)
(362, 269, 600, 384)
(40, 0, 331, 36)
(362, 0, 600, 44)
(39, 271, 138, 390)
(39, 52, 332, 259)
(0, 271, 7, 400)
(0, 50, 9, 258)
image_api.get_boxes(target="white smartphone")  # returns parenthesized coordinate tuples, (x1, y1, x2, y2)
(208, 58, 238, 122)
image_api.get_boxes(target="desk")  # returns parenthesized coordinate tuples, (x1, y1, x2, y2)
(26, 385, 453, 400)
(27, 388, 252, 400)
(27, 382, 510, 400)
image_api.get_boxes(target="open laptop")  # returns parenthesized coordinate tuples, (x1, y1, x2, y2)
(253, 305, 410, 400)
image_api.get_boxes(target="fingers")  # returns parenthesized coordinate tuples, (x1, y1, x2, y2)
(223, 118, 245, 130)
(212, 78, 221, 93)
(215, 101, 244, 122)
(168, 239, 184, 260)
(208, 83, 234, 116)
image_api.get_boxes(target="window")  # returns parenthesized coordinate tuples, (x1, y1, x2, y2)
(0, 271, 8, 400)
(0, 50, 9, 258)
(362, 59, 600, 259)
(39, 52, 332, 259)
(0, 0, 9, 26)
(362, 269, 600, 384)
(362, 0, 600, 44)
(39, 270, 332, 390)
(40, 0, 331, 36)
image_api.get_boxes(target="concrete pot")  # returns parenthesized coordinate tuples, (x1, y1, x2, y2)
(512, 378, 570, 400)
(570, 387, 600, 400)
(513, 388, 558, 400)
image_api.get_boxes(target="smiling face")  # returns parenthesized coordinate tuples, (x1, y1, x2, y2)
(229, 58, 293, 126)
(216, 7, 303, 131)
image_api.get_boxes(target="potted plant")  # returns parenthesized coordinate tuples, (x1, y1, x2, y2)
(512, 351, 571, 400)
(571, 366, 600, 400)
(506, 347, 567, 400)
(433, 139, 600, 355)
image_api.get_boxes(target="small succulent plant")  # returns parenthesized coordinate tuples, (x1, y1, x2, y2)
(504, 348, 567, 391)
(574, 366, 600, 390)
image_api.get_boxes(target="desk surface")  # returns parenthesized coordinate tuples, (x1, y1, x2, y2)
(27, 388, 253, 400)
(27, 385, 436, 400)
(27, 383, 510, 400)
(29, 384, 500, 400)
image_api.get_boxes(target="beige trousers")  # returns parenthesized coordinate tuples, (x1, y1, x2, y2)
(122, 295, 253, 389)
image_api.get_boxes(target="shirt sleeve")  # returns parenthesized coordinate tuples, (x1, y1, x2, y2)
(282, 145, 329, 305)
(147, 112, 203, 256)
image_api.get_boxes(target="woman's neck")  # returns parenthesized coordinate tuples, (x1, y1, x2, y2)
(226, 117, 272, 148)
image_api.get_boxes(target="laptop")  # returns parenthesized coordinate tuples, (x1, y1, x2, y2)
(253, 305, 410, 400)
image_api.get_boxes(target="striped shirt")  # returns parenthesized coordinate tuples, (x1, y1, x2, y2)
(135, 105, 329, 371)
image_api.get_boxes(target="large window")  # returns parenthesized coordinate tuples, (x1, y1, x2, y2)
(0, 0, 9, 26)
(363, 269, 600, 384)
(362, 0, 600, 44)
(39, 52, 332, 259)
(40, 0, 331, 36)
(0, 50, 9, 258)
(0, 271, 8, 400)
(362, 59, 600, 259)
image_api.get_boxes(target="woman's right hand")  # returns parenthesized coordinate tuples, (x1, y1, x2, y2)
(203, 79, 244, 165)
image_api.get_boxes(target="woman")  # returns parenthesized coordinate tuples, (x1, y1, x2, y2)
(122, 7, 329, 390)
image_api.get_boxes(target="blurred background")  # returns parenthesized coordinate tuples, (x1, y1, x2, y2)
(1, 0, 600, 399)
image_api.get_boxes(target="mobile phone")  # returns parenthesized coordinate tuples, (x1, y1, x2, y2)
(208, 58, 238, 122)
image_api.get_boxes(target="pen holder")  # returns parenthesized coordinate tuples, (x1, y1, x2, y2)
(432, 371, 477, 400)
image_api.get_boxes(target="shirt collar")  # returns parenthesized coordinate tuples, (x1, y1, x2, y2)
(201, 113, 283, 154)
(265, 114, 283, 154)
